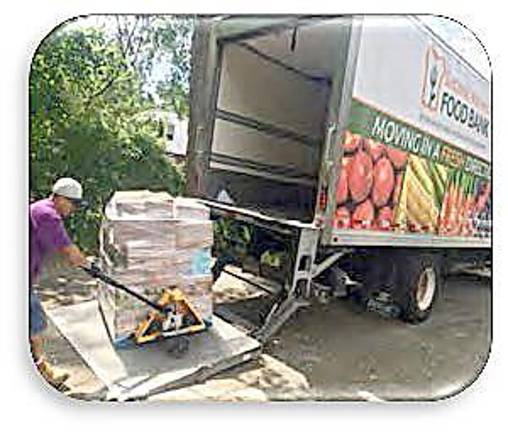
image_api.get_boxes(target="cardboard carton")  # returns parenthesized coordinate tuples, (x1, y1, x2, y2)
(98, 191, 213, 342)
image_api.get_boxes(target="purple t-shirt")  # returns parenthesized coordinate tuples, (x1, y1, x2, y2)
(30, 198, 72, 284)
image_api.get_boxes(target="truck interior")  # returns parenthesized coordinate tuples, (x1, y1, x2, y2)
(203, 17, 351, 223)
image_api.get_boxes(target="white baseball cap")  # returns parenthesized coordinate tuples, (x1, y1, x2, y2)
(52, 177, 83, 201)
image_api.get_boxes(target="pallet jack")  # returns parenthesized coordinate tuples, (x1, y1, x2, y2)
(82, 264, 206, 353)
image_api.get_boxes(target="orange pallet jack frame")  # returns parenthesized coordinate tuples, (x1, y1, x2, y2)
(82, 264, 206, 345)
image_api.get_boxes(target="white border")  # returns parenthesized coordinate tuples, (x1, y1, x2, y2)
(1, 0, 503, 430)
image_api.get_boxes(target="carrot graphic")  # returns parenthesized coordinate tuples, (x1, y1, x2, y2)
(463, 177, 476, 236)
(459, 175, 472, 235)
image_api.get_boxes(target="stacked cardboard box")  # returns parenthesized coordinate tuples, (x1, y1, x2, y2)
(97, 190, 213, 342)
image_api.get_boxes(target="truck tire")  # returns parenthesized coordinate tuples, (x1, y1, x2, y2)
(395, 253, 442, 324)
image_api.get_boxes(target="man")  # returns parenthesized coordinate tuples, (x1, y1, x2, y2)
(30, 177, 88, 389)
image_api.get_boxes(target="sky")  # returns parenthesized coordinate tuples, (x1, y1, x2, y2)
(418, 15, 490, 79)
(64, 14, 490, 81)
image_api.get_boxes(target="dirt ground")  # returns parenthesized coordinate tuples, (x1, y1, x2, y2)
(33, 260, 491, 402)
(265, 275, 491, 401)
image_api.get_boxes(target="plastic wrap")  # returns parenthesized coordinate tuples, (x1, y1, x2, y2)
(98, 190, 213, 342)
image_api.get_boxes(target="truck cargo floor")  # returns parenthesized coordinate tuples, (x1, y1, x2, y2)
(46, 300, 261, 401)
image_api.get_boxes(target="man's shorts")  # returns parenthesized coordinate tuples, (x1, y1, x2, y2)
(30, 289, 47, 336)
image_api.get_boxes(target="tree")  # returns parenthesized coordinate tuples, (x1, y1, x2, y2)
(111, 15, 194, 118)
(30, 21, 187, 252)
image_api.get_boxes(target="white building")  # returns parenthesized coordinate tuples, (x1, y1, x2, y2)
(166, 112, 189, 158)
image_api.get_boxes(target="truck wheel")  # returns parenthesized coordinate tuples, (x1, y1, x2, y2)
(396, 253, 441, 324)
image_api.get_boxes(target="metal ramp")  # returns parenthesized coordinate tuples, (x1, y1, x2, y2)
(46, 300, 261, 401)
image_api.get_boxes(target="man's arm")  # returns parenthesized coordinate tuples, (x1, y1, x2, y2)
(60, 244, 88, 267)
(35, 212, 88, 268)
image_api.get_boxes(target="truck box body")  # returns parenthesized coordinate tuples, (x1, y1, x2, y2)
(330, 17, 491, 248)
(187, 16, 491, 249)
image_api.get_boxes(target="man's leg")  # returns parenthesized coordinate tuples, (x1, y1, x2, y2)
(30, 290, 70, 389)
(30, 333, 44, 363)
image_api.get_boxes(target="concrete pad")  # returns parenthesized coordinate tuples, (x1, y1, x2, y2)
(46, 300, 261, 401)
(222, 386, 268, 402)
(148, 354, 310, 402)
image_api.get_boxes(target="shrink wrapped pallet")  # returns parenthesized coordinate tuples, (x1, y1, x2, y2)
(97, 190, 214, 342)
(174, 196, 210, 220)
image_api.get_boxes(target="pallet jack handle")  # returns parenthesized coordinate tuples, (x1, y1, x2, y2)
(81, 264, 166, 314)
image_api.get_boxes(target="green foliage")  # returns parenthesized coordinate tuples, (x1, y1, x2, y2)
(30, 24, 186, 252)
(114, 15, 195, 118)
(213, 218, 253, 258)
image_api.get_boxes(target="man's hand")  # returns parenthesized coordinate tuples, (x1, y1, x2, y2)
(85, 262, 103, 278)
(60, 244, 88, 268)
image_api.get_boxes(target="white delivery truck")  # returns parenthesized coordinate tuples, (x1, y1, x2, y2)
(186, 15, 491, 341)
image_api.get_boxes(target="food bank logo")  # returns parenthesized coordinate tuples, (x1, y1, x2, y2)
(421, 46, 446, 112)
(420, 46, 489, 140)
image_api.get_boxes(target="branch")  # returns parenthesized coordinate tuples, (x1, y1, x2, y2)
(123, 16, 140, 59)
(131, 27, 145, 69)
(85, 16, 141, 108)
(84, 73, 120, 108)
(115, 16, 127, 57)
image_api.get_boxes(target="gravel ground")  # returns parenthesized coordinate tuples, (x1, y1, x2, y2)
(32, 258, 491, 402)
